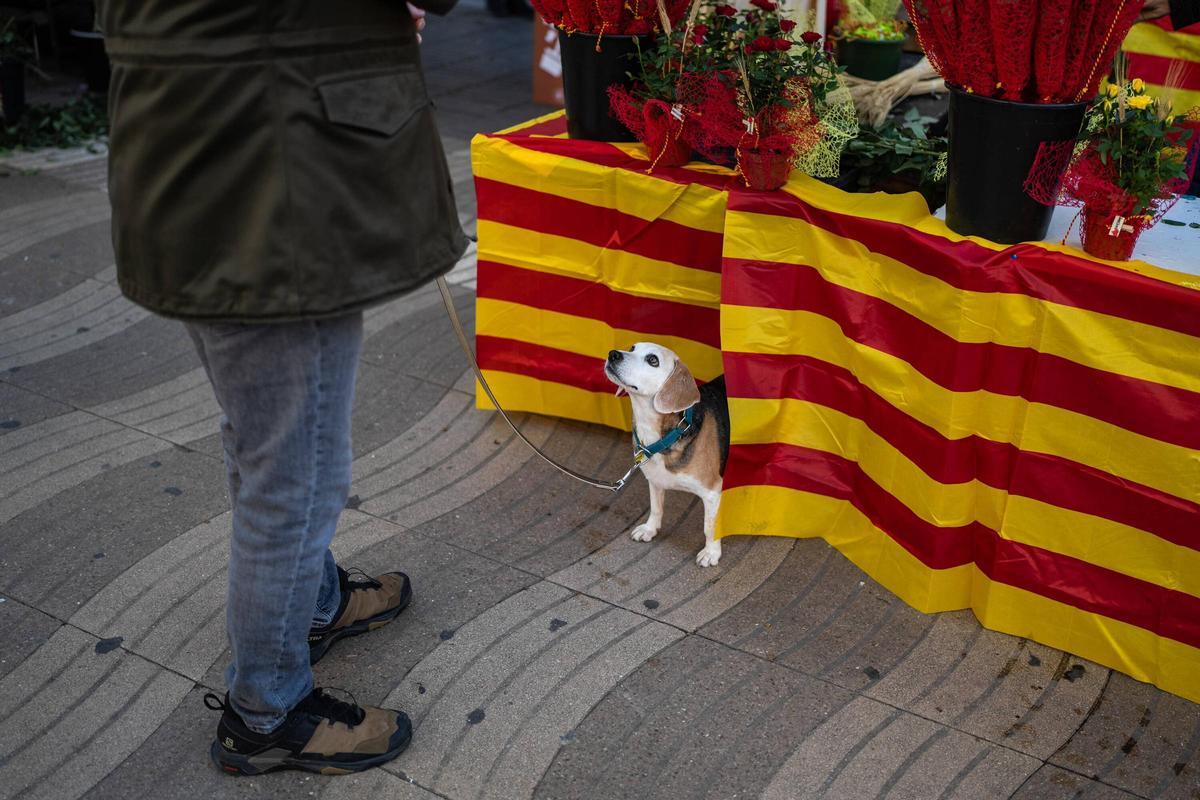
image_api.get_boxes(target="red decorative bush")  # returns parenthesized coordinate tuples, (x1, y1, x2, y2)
(903, 0, 1143, 103)
(534, 0, 690, 34)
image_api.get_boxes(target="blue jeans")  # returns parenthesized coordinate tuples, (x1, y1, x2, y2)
(186, 313, 363, 733)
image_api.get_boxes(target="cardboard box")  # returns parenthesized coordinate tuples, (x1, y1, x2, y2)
(533, 18, 565, 107)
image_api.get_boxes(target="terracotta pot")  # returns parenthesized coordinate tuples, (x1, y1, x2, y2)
(1080, 208, 1139, 261)
(738, 148, 792, 191)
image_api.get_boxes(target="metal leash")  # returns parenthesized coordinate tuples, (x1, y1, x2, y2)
(437, 277, 644, 492)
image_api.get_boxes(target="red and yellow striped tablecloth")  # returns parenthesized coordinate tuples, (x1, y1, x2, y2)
(471, 114, 1200, 702)
(473, 113, 732, 429)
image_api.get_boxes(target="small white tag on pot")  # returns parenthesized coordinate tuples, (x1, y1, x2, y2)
(1108, 215, 1126, 237)
(670, 104, 684, 122)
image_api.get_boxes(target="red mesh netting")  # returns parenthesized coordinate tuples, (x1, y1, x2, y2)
(1025, 119, 1200, 239)
(608, 86, 695, 168)
(903, 0, 1144, 102)
(673, 71, 824, 168)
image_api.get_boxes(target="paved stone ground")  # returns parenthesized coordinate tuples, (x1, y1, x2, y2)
(2, 4, 1200, 799)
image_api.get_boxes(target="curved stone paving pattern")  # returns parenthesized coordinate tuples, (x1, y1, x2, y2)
(2, 129, 1199, 800)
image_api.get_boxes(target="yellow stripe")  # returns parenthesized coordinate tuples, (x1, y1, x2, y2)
(471, 135, 729, 234)
(475, 369, 633, 430)
(725, 209, 1200, 393)
(773, 172, 1200, 289)
(490, 110, 569, 136)
(729, 396, 1200, 598)
(478, 220, 722, 308)
(717, 484, 1200, 704)
(1124, 21, 1200, 59)
(721, 304, 1200, 501)
(476, 297, 724, 381)
(716, 484, 974, 610)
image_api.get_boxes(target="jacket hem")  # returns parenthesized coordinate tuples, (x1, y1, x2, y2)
(117, 239, 468, 324)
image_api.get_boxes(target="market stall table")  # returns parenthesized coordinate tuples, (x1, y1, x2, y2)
(470, 112, 1200, 704)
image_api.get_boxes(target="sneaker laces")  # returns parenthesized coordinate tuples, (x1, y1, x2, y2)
(341, 566, 383, 592)
(303, 687, 366, 727)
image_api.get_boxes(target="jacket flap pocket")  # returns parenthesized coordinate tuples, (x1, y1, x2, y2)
(318, 72, 429, 136)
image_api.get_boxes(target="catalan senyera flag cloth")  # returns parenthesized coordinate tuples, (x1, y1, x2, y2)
(472, 113, 733, 429)
(1124, 18, 1200, 113)
(472, 113, 1200, 703)
(720, 179, 1200, 705)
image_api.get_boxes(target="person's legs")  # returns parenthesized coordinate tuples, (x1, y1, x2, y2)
(187, 314, 361, 734)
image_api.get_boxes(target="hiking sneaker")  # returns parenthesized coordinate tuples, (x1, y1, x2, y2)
(308, 567, 412, 664)
(206, 689, 412, 776)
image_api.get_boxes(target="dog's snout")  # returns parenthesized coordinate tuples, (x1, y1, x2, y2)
(607, 350, 624, 363)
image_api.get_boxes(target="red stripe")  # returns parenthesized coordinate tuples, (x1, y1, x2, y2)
(476, 334, 716, 395)
(727, 189, 1200, 340)
(1127, 52, 1200, 91)
(723, 442, 1200, 649)
(477, 261, 721, 348)
(475, 177, 724, 273)
(477, 335, 612, 393)
(724, 351, 1200, 553)
(489, 133, 741, 192)
(723, 257, 1200, 450)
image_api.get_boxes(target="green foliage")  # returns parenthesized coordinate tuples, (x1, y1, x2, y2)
(0, 16, 34, 62)
(842, 107, 947, 190)
(0, 95, 109, 155)
(841, 19, 907, 41)
(841, 0, 902, 26)
(1086, 81, 1193, 217)
(632, 27, 697, 103)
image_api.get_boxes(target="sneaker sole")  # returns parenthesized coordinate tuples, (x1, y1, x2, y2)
(209, 727, 412, 777)
(308, 578, 413, 665)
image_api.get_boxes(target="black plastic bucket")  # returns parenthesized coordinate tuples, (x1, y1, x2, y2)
(0, 59, 26, 124)
(557, 29, 648, 142)
(838, 38, 903, 81)
(945, 86, 1087, 244)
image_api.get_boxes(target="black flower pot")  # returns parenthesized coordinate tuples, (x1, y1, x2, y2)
(0, 58, 26, 124)
(557, 29, 649, 142)
(838, 38, 903, 81)
(945, 86, 1086, 244)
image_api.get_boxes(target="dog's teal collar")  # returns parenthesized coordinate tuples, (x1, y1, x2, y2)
(633, 405, 697, 461)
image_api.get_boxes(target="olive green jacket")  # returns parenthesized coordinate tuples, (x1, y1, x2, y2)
(98, 1, 468, 321)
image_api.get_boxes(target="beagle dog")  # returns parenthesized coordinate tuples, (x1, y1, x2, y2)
(604, 343, 730, 567)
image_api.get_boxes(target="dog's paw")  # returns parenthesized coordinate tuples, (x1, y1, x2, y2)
(695, 542, 722, 567)
(631, 523, 659, 542)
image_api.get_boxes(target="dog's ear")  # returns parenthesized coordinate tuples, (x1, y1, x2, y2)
(653, 359, 701, 414)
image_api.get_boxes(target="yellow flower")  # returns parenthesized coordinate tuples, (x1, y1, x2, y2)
(1131, 78, 1145, 92)
(1103, 99, 1113, 112)
(1107, 83, 1120, 97)
(1128, 94, 1152, 110)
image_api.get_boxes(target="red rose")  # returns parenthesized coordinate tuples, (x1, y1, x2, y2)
(775, 37, 792, 50)
(779, 19, 797, 32)
(800, 30, 822, 43)
(691, 23, 708, 43)
(751, 35, 776, 51)
(750, 0, 777, 10)
(743, 44, 753, 53)
(715, 4, 736, 16)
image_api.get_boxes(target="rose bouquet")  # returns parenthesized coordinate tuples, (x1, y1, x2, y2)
(680, 0, 857, 188)
(607, 1, 708, 168)
(1026, 78, 1198, 261)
